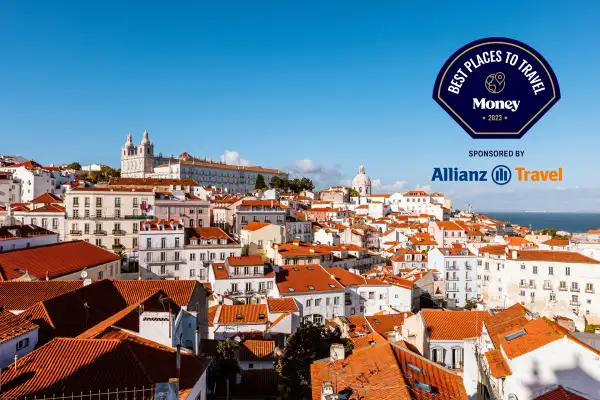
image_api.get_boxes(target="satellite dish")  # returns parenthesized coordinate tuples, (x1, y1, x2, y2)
(80, 270, 88, 279)
(233, 335, 241, 342)
(83, 278, 92, 287)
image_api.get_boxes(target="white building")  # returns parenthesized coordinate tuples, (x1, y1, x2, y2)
(0, 161, 56, 202)
(473, 303, 600, 400)
(234, 200, 287, 235)
(0, 225, 59, 252)
(209, 256, 276, 304)
(428, 245, 477, 307)
(120, 131, 287, 192)
(276, 264, 345, 323)
(138, 219, 186, 280)
(477, 246, 600, 329)
(239, 222, 285, 256)
(81, 164, 108, 172)
(64, 187, 155, 261)
(0, 172, 21, 203)
(185, 227, 242, 281)
(284, 215, 312, 243)
(351, 165, 371, 197)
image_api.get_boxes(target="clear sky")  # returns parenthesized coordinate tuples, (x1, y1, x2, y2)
(1, 1, 599, 211)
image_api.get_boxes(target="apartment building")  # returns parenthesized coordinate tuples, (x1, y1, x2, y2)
(428, 220, 467, 248)
(185, 227, 242, 281)
(284, 215, 312, 243)
(428, 245, 477, 307)
(64, 187, 155, 257)
(234, 200, 286, 235)
(138, 219, 186, 280)
(477, 246, 600, 328)
(239, 222, 285, 256)
(209, 256, 276, 304)
(0, 172, 21, 203)
(153, 191, 210, 228)
(276, 264, 345, 323)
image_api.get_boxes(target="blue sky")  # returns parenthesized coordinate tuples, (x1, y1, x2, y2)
(1, 1, 599, 211)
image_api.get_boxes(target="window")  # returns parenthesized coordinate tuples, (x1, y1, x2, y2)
(84, 210, 90, 219)
(560, 281, 567, 290)
(114, 197, 121, 207)
(550, 293, 556, 301)
(190, 253, 196, 261)
(245, 282, 252, 292)
(84, 224, 90, 234)
(306, 299, 312, 307)
(190, 269, 196, 277)
(175, 238, 180, 248)
(258, 240, 263, 249)
(313, 315, 323, 324)
(571, 282, 579, 291)
(16, 338, 29, 351)
(96, 198, 102, 207)
(326, 298, 330, 306)
(520, 290, 525, 296)
(73, 197, 79, 206)
(160, 265, 166, 274)
(315, 299, 321, 306)
(96, 209, 102, 218)
(572, 295, 579, 304)
(368, 292, 375, 300)
(146, 253, 152, 262)
(161, 238, 167, 249)
(565, 267, 571, 276)
(586, 283, 594, 293)
(333, 297, 340, 305)
(98, 271, 103, 279)
(548, 266, 554, 275)
(220, 252, 225, 260)
(533, 266, 538, 274)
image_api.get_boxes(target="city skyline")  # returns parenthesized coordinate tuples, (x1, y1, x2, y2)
(2, 1, 600, 211)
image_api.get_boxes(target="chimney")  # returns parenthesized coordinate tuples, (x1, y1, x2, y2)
(512, 250, 518, 260)
(329, 343, 345, 362)
(175, 344, 181, 380)
(194, 329, 200, 356)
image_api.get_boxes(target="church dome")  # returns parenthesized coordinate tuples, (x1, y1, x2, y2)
(352, 164, 371, 196)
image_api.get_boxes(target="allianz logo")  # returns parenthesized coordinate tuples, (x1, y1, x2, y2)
(473, 98, 520, 112)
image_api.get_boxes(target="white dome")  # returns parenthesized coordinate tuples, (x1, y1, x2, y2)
(352, 164, 371, 196)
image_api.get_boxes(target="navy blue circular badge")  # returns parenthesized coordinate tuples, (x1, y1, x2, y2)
(433, 37, 560, 139)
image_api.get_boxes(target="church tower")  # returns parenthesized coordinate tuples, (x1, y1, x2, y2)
(120, 130, 155, 178)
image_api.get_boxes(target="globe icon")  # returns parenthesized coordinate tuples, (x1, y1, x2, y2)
(485, 72, 506, 94)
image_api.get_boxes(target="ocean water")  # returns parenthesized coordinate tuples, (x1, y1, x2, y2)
(481, 212, 600, 233)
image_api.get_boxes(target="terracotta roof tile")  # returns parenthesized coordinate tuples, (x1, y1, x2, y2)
(0, 281, 82, 311)
(421, 310, 491, 341)
(112, 279, 199, 307)
(484, 349, 512, 378)
(29, 192, 62, 204)
(218, 304, 268, 324)
(239, 339, 274, 362)
(276, 265, 344, 294)
(0, 241, 120, 281)
(242, 221, 272, 231)
(0, 308, 38, 344)
(366, 313, 413, 336)
(516, 250, 600, 264)
(267, 298, 298, 313)
(534, 385, 589, 400)
(186, 227, 236, 242)
(0, 334, 209, 399)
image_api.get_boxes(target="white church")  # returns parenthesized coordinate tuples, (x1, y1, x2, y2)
(120, 131, 288, 193)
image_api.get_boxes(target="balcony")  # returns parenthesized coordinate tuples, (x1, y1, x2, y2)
(543, 285, 553, 290)
(465, 264, 473, 271)
(571, 287, 580, 292)
(465, 286, 473, 292)
(112, 244, 125, 251)
(70, 230, 82, 236)
(124, 214, 154, 220)
(586, 288, 595, 294)
(446, 265, 459, 271)
(519, 283, 527, 289)
(559, 286, 568, 291)
(528, 284, 537, 290)
(446, 286, 459, 292)
(112, 229, 127, 236)
(140, 245, 182, 251)
(224, 289, 243, 296)
(570, 300, 580, 306)
(446, 276, 460, 281)
(146, 257, 187, 265)
(93, 230, 107, 236)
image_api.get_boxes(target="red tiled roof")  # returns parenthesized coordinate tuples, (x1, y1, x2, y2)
(239, 339, 275, 362)
(186, 227, 234, 241)
(0, 241, 120, 281)
(421, 310, 491, 341)
(241, 221, 272, 231)
(30, 192, 62, 204)
(276, 264, 344, 294)
(0, 281, 82, 311)
(515, 250, 600, 264)
(0, 308, 38, 344)
(218, 304, 268, 324)
(0, 334, 210, 399)
(542, 239, 570, 246)
(227, 256, 264, 266)
(267, 298, 298, 313)
(112, 280, 200, 307)
(534, 385, 588, 400)
(366, 313, 413, 336)
(72, 187, 154, 192)
(484, 349, 512, 378)
(328, 267, 386, 286)
(26, 203, 66, 213)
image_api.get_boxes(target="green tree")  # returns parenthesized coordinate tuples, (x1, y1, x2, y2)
(270, 176, 282, 189)
(276, 321, 353, 400)
(207, 339, 241, 397)
(255, 174, 268, 190)
(67, 162, 81, 170)
(464, 299, 478, 310)
(346, 187, 360, 197)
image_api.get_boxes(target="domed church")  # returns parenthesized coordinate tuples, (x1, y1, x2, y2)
(352, 164, 372, 196)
